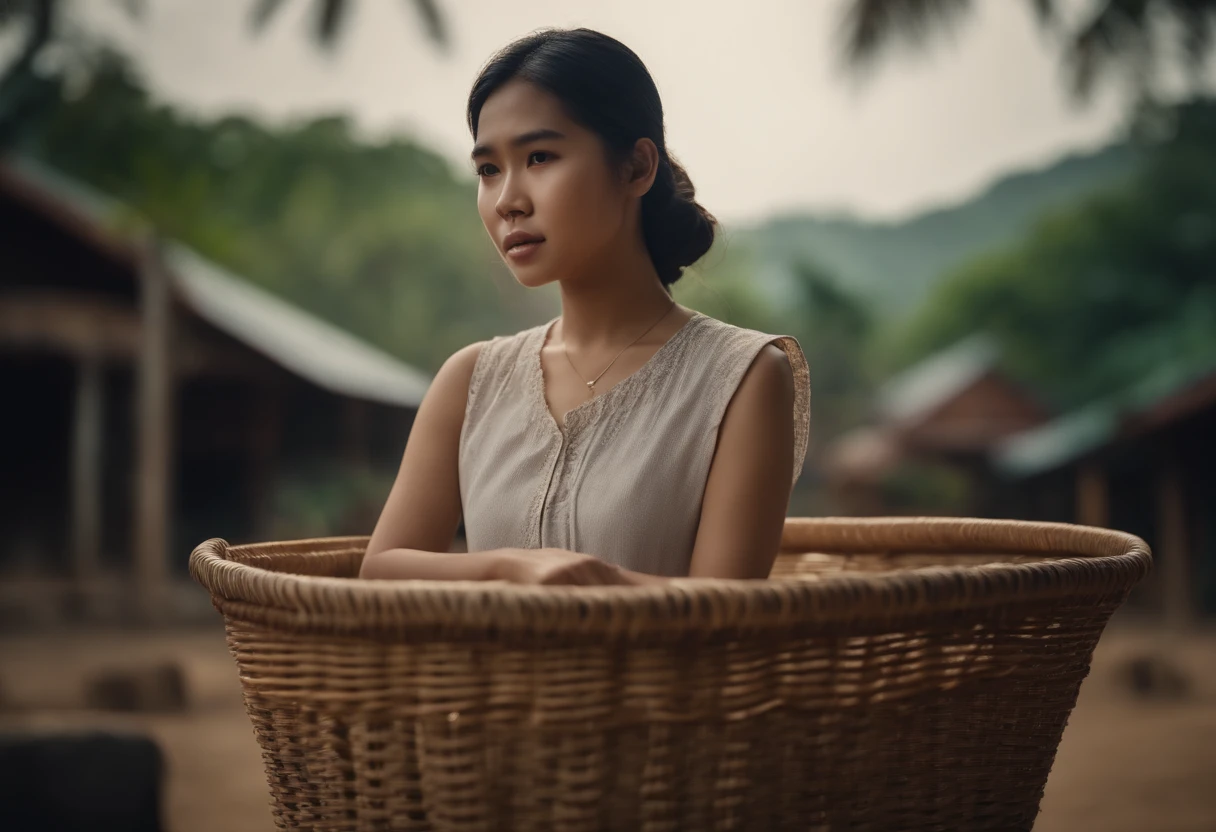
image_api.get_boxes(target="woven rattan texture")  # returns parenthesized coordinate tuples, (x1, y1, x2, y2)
(191, 518, 1150, 831)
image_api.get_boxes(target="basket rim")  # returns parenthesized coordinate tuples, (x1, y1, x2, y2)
(189, 517, 1151, 638)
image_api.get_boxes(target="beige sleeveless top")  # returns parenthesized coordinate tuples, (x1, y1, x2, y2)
(458, 311, 811, 576)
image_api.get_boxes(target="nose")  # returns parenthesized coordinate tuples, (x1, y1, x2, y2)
(495, 171, 531, 220)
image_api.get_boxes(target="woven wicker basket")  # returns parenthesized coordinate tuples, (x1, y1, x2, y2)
(190, 517, 1150, 831)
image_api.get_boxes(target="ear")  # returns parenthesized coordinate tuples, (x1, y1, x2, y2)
(625, 138, 660, 198)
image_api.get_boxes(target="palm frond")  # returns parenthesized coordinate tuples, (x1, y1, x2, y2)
(315, 0, 348, 47)
(249, 0, 289, 34)
(0, 0, 31, 28)
(839, 0, 1216, 105)
(1027, 0, 1058, 29)
(838, 0, 974, 70)
(249, 0, 448, 48)
(111, 0, 145, 18)
(1065, 0, 1152, 100)
(1165, 0, 1216, 71)
(410, 0, 448, 48)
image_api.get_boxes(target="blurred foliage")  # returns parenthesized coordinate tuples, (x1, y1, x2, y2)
(269, 462, 395, 540)
(894, 98, 1216, 410)
(879, 458, 971, 514)
(11, 48, 1214, 469)
(785, 260, 877, 449)
(12, 52, 839, 383)
(15, 54, 543, 370)
(741, 144, 1138, 317)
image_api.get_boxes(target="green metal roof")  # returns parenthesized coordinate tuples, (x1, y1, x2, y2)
(167, 244, 431, 408)
(994, 358, 1216, 478)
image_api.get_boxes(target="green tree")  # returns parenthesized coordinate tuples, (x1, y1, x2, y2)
(784, 260, 877, 447)
(894, 98, 1216, 408)
(17, 54, 789, 372)
(0, 1, 448, 146)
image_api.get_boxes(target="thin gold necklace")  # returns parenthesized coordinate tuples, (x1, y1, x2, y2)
(562, 300, 677, 398)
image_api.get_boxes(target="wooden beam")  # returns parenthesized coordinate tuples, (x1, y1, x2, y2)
(134, 238, 175, 622)
(71, 352, 104, 586)
(248, 389, 281, 540)
(344, 397, 368, 471)
(0, 292, 141, 359)
(0, 292, 270, 380)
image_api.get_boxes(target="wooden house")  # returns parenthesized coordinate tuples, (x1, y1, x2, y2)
(0, 157, 430, 622)
(825, 335, 1050, 515)
(995, 364, 1216, 621)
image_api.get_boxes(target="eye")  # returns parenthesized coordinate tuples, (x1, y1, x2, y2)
(528, 151, 553, 166)
(475, 163, 499, 178)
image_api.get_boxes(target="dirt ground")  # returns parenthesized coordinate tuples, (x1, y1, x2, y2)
(1, 619, 1213, 831)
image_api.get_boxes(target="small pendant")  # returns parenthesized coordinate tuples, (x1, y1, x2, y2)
(586, 381, 595, 389)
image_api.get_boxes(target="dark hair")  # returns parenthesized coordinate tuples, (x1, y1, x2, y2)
(467, 28, 717, 288)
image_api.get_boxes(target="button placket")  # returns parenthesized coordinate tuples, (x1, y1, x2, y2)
(535, 432, 565, 547)
(542, 403, 598, 544)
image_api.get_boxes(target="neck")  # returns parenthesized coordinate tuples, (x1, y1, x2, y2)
(555, 232, 674, 350)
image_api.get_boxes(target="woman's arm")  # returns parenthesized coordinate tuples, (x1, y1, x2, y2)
(362, 546, 639, 585)
(357, 340, 638, 585)
(359, 343, 795, 585)
(359, 341, 487, 580)
(686, 344, 797, 579)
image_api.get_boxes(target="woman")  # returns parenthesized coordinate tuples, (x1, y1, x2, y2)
(360, 28, 810, 586)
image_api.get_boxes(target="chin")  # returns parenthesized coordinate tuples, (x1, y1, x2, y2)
(508, 265, 561, 290)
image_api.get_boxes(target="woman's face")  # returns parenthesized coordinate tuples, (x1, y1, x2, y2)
(473, 79, 633, 289)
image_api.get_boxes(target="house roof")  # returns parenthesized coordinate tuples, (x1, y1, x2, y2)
(167, 245, 431, 408)
(878, 334, 1000, 425)
(994, 359, 1216, 478)
(1, 156, 430, 408)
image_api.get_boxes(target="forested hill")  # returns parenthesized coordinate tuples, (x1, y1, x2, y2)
(738, 142, 1140, 315)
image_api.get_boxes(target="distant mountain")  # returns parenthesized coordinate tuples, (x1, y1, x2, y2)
(736, 142, 1141, 316)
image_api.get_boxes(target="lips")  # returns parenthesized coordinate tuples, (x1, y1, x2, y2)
(503, 231, 545, 253)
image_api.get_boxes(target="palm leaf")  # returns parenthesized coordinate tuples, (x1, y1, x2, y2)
(1065, 0, 1152, 100)
(838, 0, 974, 69)
(249, 0, 289, 33)
(249, 0, 448, 48)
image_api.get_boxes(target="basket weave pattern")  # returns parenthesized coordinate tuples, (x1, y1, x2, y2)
(191, 518, 1150, 831)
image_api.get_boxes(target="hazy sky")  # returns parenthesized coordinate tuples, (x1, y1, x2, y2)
(79, 0, 1140, 225)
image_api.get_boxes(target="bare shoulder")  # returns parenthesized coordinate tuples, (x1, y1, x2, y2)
(428, 340, 483, 396)
(369, 341, 487, 557)
(439, 340, 486, 383)
(423, 341, 486, 412)
(689, 342, 797, 578)
(733, 343, 795, 410)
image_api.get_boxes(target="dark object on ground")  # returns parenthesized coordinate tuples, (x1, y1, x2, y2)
(84, 662, 189, 712)
(1121, 653, 1192, 699)
(0, 731, 165, 832)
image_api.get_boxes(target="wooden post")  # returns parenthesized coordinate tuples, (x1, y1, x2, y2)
(134, 237, 175, 622)
(344, 397, 368, 471)
(248, 389, 280, 539)
(1157, 451, 1191, 632)
(71, 352, 104, 587)
(1076, 462, 1109, 528)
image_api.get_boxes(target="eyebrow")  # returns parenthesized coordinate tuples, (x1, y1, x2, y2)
(470, 128, 567, 160)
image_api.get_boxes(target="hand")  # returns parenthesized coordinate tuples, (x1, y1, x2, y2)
(493, 548, 638, 586)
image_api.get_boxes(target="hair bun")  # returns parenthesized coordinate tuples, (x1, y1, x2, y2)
(643, 154, 717, 287)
